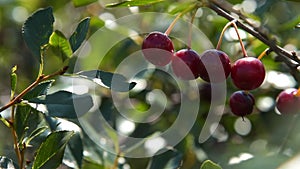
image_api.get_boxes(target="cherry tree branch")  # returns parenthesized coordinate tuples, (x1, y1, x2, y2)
(207, 1, 300, 81)
(0, 66, 69, 113)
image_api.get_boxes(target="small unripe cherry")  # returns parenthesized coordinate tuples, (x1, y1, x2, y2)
(171, 49, 201, 80)
(231, 57, 265, 90)
(229, 91, 255, 118)
(276, 88, 300, 115)
(142, 31, 174, 66)
(199, 49, 231, 83)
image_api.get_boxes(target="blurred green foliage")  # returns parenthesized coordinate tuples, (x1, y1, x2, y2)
(0, 0, 300, 169)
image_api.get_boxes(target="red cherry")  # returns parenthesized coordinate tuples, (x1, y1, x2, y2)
(199, 49, 231, 83)
(276, 88, 300, 114)
(142, 31, 174, 66)
(229, 91, 255, 117)
(231, 57, 265, 90)
(171, 49, 201, 80)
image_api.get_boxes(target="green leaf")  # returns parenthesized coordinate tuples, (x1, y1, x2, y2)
(23, 80, 54, 100)
(32, 131, 74, 169)
(24, 126, 48, 146)
(72, 0, 97, 7)
(69, 17, 90, 52)
(22, 7, 54, 62)
(200, 160, 222, 169)
(49, 30, 72, 61)
(28, 91, 93, 118)
(147, 147, 183, 169)
(106, 0, 164, 8)
(14, 104, 47, 144)
(67, 132, 83, 168)
(0, 156, 18, 169)
(168, 2, 197, 15)
(77, 70, 136, 92)
(10, 65, 17, 99)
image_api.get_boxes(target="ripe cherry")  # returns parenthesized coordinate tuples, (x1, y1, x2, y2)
(199, 49, 231, 83)
(142, 31, 174, 66)
(231, 57, 265, 90)
(171, 49, 201, 80)
(276, 88, 300, 115)
(229, 91, 255, 118)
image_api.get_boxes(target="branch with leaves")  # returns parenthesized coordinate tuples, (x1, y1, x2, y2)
(207, 0, 300, 82)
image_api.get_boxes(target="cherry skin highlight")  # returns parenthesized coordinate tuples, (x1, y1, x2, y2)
(171, 49, 201, 80)
(276, 88, 300, 115)
(229, 91, 255, 117)
(231, 57, 265, 90)
(142, 31, 174, 66)
(199, 49, 231, 83)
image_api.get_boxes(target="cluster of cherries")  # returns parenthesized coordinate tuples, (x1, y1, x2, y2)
(141, 19, 300, 119)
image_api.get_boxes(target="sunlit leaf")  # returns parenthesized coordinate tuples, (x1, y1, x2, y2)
(32, 131, 74, 169)
(22, 7, 54, 62)
(200, 160, 222, 169)
(23, 80, 54, 100)
(14, 104, 47, 144)
(147, 147, 183, 169)
(77, 70, 136, 92)
(49, 30, 72, 61)
(72, 0, 97, 7)
(106, 0, 164, 8)
(28, 91, 93, 118)
(0, 156, 18, 169)
(10, 65, 17, 99)
(24, 126, 48, 146)
(69, 17, 90, 52)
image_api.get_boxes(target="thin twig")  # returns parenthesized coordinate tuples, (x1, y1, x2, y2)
(208, 2, 300, 64)
(0, 66, 69, 114)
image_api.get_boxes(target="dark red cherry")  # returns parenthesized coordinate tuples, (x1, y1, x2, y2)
(229, 91, 255, 117)
(171, 49, 201, 80)
(199, 49, 231, 83)
(231, 57, 265, 90)
(142, 31, 174, 66)
(276, 88, 300, 115)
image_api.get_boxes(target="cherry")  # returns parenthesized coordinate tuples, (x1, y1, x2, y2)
(171, 49, 201, 80)
(142, 31, 174, 66)
(229, 91, 255, 118)
(276, 88, 300, 115)
(198, 49, 231, 83)
(231, 57, 265, 90)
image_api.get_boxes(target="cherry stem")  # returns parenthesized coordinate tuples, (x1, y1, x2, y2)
(258, 48, 269, 60)
(295, 87, 300, 97)
(164, 13, 183, 36)
(164, 4, 198, 36)
(216, 20, 248, 57)
(187, 9, 197, 49)
(216, 20, 235, 50)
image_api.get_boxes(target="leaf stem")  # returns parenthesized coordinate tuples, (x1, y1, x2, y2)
(0, 66, 68, 114)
